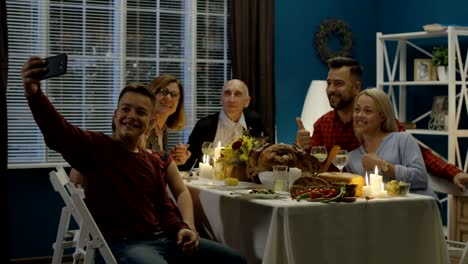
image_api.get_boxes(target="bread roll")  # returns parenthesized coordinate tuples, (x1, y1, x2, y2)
(317, 172, 365, 197)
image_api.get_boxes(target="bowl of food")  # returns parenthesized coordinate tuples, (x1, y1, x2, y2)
(258, 171, 276, 190)
(385, 180, 411, 196)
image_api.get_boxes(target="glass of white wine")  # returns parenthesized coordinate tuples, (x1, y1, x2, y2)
(332, 149, 348, 172)
(310, 146, 328, 163)
(201, 141, 214, 163)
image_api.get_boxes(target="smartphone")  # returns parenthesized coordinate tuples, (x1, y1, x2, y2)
(39, 53, 68, 80)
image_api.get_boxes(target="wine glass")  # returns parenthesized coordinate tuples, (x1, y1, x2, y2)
(201, 141, 214, 163)
(332, 150, 348, 172)
(310, 146, 328, 163)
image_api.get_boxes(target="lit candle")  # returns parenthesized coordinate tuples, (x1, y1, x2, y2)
(361, 171, 374, 198)
(214, 141, 224, 160)
(370, 165, 382, 194)
(375, 182, 388, 198)
(199, 155, 214, 179)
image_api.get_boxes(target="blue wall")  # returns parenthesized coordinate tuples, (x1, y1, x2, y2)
(7, 168, 64, 259)
(274, 0, 468, 143)
(6, 0, 468, 259)
(275, 0, 378, 143)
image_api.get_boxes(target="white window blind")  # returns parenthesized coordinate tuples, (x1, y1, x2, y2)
(7, 0, 231, 168)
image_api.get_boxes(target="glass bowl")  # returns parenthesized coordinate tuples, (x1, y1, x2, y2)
(258, 171, 275, 190)
(385, 180, 411, 196)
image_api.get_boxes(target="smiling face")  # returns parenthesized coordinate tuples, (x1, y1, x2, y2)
(154, 81, 180, 119)
(326, 66, 360, 110)
(113, 91, 154, 143)
(353, 94, 385, 136)
(221, 79, 250, 122)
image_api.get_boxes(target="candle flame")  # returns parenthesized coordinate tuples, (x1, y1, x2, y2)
(217, 140, 221, 147)
(365, 171, 369, 185)
(374, 165, 379, 175)
(203, 154, 209, 164)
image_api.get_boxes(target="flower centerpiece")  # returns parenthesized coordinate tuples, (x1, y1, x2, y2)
(218, 131, 265, 181)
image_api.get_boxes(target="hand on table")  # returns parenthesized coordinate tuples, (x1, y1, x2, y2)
(177, 228, 199, 255)
(170, 143, 191, 165)
(453, 172, 468, 191)
(296, 117, 311, 151)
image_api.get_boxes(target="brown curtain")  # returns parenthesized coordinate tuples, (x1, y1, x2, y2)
(0, 0, 9, 260)
(230, 0, 275, 141)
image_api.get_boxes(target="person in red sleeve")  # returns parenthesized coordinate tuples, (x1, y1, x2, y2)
(22, 56, 246, 264)
(296, 56, 468, 191)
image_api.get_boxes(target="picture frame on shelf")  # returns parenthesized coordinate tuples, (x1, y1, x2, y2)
(428, 96, 448, 130)
(414, 59, 432, 81)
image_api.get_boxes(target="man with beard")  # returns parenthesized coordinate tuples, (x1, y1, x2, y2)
(296, 56, 468, 191)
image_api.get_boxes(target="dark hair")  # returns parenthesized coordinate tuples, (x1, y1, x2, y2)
(118, 83, 155, 107)
(112, 83, 154, 133)
(148, 74, 186, 130)
(327, 57, 363, 82)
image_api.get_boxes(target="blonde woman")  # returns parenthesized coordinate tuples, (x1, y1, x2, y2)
(347, 88, 436, 199)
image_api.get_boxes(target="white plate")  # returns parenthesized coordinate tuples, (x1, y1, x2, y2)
(232, 189, 282, 199)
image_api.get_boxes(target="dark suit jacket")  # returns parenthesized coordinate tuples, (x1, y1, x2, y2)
(182, 109, 268, 170)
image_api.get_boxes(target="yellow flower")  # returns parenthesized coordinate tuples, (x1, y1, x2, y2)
(221, 133, 263, 166)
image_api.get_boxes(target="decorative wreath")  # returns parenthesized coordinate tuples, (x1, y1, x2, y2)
(314, 18, 353, 63)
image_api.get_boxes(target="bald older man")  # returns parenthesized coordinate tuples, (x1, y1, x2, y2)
(183, 79, 268, 169)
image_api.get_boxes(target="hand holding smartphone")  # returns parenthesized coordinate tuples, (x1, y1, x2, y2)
(39, 53, 68, 80)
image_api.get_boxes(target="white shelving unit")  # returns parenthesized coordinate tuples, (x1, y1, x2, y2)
(376, 26, 468, 241)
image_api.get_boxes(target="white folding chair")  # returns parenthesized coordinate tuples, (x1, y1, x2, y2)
(429, 173, 468, 264)
(50, 166, 117, 264)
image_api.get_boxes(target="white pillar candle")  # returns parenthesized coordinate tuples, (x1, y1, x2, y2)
(362, 171, 374, 198)
(214, 141, 224, 160)
(372, 176, 383, 194)
(362, 186, 374, 198)
(375, 190, 388, 198)
(199, 162, 214, 179)
(375, 182, 388, 198)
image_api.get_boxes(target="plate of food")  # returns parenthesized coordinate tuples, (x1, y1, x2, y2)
(231, 188, 283, 199)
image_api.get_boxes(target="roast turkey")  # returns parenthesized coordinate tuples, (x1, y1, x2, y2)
(246, 142, 321, 178)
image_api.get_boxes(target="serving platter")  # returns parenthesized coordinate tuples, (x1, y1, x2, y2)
(231, 189, 284, 199)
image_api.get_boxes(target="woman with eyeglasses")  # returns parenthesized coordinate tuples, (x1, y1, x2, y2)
(146, 74, 190, 165)
(143, 74, 196, 231)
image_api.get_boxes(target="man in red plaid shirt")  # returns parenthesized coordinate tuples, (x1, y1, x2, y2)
(296, 57, 468, 191)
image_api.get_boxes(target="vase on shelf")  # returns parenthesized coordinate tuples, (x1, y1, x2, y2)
(224, 164, 249, 182)
(437, 66, 448, 81)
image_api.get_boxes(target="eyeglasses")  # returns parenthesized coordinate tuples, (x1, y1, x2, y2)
(155, 87, 179, 98)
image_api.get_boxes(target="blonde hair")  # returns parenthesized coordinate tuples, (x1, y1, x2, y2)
(356, 88, 397, 133)
(148, 74, 186, 131)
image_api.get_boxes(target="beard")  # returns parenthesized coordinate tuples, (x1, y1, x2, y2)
(328, 93, 354, 110)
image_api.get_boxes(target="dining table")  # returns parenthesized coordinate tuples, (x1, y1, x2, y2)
(185, 176, 449, 264)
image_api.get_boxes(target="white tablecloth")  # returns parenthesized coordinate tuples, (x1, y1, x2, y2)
(186, 178, 449, 264)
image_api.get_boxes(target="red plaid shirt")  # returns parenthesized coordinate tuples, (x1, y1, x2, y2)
(311, 110, 460, 180)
